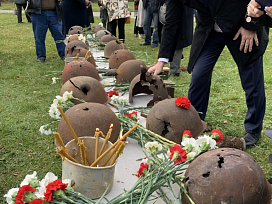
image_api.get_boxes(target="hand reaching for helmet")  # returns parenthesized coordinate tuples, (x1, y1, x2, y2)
(148, 61, 165, 75)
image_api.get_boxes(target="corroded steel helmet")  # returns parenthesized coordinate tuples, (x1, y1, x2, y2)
(96, 30, 111, 40)
(146, 98, 205, 143)
(65, 42, 97, 67)
(104, 40, 127, 59)
(181, 148, 272, 204)
(69, 25, 83, 32)
(67, 34, 82, 43)
(57, 102, 121, 145)
(65, 40, 89, 57)
(108, 49, 136, 69)
(62, 60, 102, 85)
(68, 29, 83, 35)
(116, 60, 147, 84)
(99, 34, 118, 43)
(92, 25, 106, 33)
(60, 76, 110, 105)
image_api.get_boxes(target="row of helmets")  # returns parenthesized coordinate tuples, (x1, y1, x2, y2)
(58, 25, 205, 147)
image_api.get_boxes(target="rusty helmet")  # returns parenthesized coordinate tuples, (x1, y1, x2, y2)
(99, 34, 118, 43)
(96, 30, 111, 40)
(92, 25, 106, 33)
(57, 102, 121, 145)
(60, 76, 110, 105)
(67, 34, 83, 43)
(104, 40, 127, 59)
(116, 60, 147, 84)
(109, 49, 136, 69)
(62, 60, 102, 85)
(65, 40, 89, 57)
(181, 148, 272, 204)
(68, 29, 83, 35)
(146, 98, 205, 144)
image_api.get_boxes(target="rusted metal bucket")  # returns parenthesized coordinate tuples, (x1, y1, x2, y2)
(62, 137, 116, 199)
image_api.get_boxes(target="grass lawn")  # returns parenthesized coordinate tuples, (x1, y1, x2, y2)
(1, 2, 272, 203)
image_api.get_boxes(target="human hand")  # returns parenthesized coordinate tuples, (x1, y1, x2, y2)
(100, 6, 104, 9)
(233, 26, 259, 53)
(264, 6, 272, 18)
(247, 0, 264, 17)
(147, 61, 165, 75)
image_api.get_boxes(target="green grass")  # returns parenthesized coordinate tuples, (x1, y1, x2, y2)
(1, 3, 272, 203)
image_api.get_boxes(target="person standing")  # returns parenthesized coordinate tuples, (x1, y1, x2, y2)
(61, 0, 91, 36)
(134, 0, 144, 37)
(148, 0, 268, 148)
(99, 0, 130, 43)
(157, 0, 194, 76)
(13, 0, 31, 23)
(98, 1, 108, 29)
(140, 0, 159, 48)
(27, 0, 65, 62)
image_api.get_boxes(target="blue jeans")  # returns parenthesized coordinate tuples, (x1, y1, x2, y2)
(188, 30, 265, 134)
(143, 3, 159, 45)
(31, 10, 65, 60)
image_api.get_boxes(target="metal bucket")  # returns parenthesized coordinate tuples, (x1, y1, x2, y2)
(62, 136, 116, 199)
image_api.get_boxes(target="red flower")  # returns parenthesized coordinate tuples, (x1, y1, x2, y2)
(137, 162, 148, 177)
(29, 199, 44, 204)
(107, 90, 119, 97)
(175, 96, 191, 109)
(182, 130, 192, 138)
(124, 111, 137, 120)
(15, 184, 36, 203)
(211, 129, 223, 143)
(169, 144, 187, 164)
(43, 180, 68, 202)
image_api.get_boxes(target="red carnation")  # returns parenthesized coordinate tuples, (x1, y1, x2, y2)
(43, 180, 68, 202)
(182, 130, 192, 138)
(137, 162, 148, 177)
(175, 96, 191, 109)
(107, 90, 119, 97)
(169, 144, 187, 164)
(15, 184, 36, 203)
(211, 129, 223, 143)
(29, 199, 44, 204)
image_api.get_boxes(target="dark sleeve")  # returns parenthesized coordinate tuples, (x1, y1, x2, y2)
(249, 14, 272, 28)
(158, 0, 183, 61)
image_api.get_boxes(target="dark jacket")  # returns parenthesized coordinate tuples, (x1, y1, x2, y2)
(143, 0, 159, 13)
(158, 0, 194, 61)
(27, 0, 62, 21)
(250, 14, 272, 28)
(13, 0, 27, 4)
(179, 0, 268, 73)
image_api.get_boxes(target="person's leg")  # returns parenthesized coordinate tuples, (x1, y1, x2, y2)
(134, 16, 139, 35)
(108, 19, 117, 37)
(47, 10, 65, 59)
(31, 12, 48, 60)
(169, 48, 183, 76)
(16, 4, 22, 23)
(22, 3, 31, 22)
(142, 3, 152, 45)
(151, 12, 159, 46)
(188, 31, 225, 120)
(117, 18, 125, 42)
(238, 56, 265, 144)
(100, 9, 107, 29)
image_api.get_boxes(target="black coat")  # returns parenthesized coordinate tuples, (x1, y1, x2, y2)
(158, 0, 194, 61)
(178, 0, 268, 73)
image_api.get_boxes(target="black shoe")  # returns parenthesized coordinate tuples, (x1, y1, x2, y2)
(37, 58, 45, 63)
(243, 132, 261, 148)
(151, 44, 158, 48)
(169, 72, 180, 77)
(140, 42, 150, 46)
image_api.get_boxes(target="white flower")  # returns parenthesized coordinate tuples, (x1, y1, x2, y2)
(157, 153, 165, 160)
(142, 157, 148, 164)
(86, 34, 92, 39)
(4, 188, 19, 204)
(98, 22, 103, 27)
(20, 171, 37, 187)
(181, 138, 199, 153)
(62, 179, 71, 186)
(39, 125, 52, 135)
(187, 151, 197, 160)
(103, 79, 110, 85)
(38, 172, 58, 197)
(62, 91, 73, 101)
(78, 34, 86, 42)
(145, 141, 162, 154)
(196, 135, 217, 150)
(52, 77, 57, 84)
(49, 103, 61, 119)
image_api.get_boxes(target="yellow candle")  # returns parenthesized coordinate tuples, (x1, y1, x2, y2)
(99, 124, 113, 156)
(56, 146, 79, 163)
(78, 139, 86, 165)
(102, 141, 120, 167)
(57, 105, 79, 143)
(53, 132, 65, 147)
(94, 128, 100, 160)
(91, 124, 138, 167)
(110, 142, 125, 166)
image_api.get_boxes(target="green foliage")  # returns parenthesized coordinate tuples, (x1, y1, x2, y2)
(0, 7, 272, 204)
